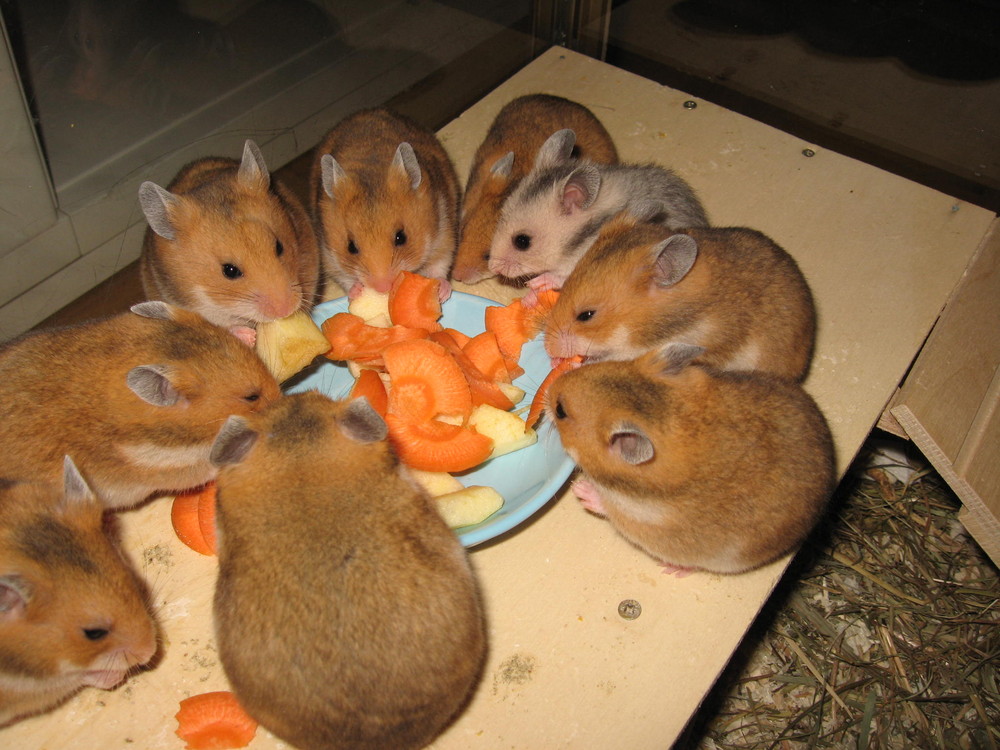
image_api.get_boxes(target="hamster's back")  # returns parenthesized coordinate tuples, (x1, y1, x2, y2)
(0, 461, 157, 726)
(211, 392, 485, 750)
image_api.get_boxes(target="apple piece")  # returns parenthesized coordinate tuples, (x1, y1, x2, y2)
(348, 287, 391, 326)
(255, 310, 330, 383)
(468, 403, 538, 458)
(435, 485, 504, 528)
(408, 469, 465, 497)
(498, 382, 526, 406)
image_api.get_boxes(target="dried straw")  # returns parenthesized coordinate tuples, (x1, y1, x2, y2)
(678, 435, 1000, 749)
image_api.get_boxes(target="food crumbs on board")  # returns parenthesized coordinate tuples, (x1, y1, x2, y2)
(143, 543, 174, 569)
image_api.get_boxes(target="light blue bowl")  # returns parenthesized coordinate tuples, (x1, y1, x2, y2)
(287, 292, 575, 547)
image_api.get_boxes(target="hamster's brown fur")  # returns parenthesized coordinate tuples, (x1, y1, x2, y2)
(210, 392, 486, 750)
(547, 345, 836, 573)
(453, 94, 619, 284)
(0, 302, 280, 509)
(0, 459, 157, 726)
(545, 219, 816, 380)
(311, 108, 460, 297)
(139, 140, 321, 338)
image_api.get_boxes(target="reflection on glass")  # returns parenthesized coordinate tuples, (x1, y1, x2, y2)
(3, 0, 533, 204)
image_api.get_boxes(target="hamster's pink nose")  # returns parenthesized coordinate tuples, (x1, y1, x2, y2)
(259, 290, 300, 320)
(370, 276, 395, 294)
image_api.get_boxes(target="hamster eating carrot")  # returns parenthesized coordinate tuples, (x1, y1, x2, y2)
(311, 108, 460, 300)
(453, 94, 619, 284)
(488, 159, 708, 305)
(545, 219, 817, 381)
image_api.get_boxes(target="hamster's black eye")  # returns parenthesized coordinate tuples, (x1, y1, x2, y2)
(394, 229, 407, 246)
(554, 399, 567, 420)
(347, 239, 359, 255)
(222, 263, 243, 279)
(275, 239, 284, 257)
(576, 309, 595, 323)
(83, 627, 109, 641)
(513, 234, 531, 251)
(244, 392, 260, 403)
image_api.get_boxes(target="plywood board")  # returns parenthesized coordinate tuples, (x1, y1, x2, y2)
(888, 219, 1000, 563)
(5, 47, 995, 749)
(892, 405, 1000, 566)
(888, 222, 1000, 460)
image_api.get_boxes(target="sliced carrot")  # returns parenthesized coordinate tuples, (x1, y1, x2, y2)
(526, 355, 584, 429)
(175, 690, 259, 750)
(350, 368, 388, 416)
(388, 271, 443, 332)
(484, 300, 531, 362)
(443, 327, 471, 348)
(462, 331, 511, 384)
(503, 356, 525, 381)
(322, 312, 426, 361)
(171, 488, 214, 556)
(196, 483, 218, 556)
(383, 339, 472, 422)
(427, 329, 463, 351)
(385, 415, 494, 472)
(430, 331, 514, 411)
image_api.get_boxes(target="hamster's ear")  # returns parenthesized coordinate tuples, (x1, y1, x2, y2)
(238, 139, 270, 190)
(651, 234, 698, 288)
(535, 129, 577, 170)
(0, 575, 31, 621)
(340, 398, 388, 444)
(138, 181, 180, 241)
(490, 151, 515, 179)
(126, 364, 183, 407)
(560, 166, 600, 214)
(320, 153, 347, 199)
(650, 342, 705, 376)
(61, 456, 97, 509)
(391, 142, 422, 190)
(608, 423, 654, 465)
(210, 416, 259, 466)
(130, 300, 175, 320)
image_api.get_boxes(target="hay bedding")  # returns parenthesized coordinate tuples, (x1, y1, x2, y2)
(679, 436, 1000, 749)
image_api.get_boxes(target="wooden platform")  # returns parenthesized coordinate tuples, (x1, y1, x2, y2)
(6, 48, 995, 749)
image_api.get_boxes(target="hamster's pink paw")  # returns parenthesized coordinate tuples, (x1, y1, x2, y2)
(230, 325, 256, 347)
(522, 273, 561, 308)
(347, 282, 366, 300)
(660, 562, 697, 578)
(572, 479, 606, 516)
(436, 277, 453, 302)
(521, 286, 540, 309)
(527, 272, 561, 293)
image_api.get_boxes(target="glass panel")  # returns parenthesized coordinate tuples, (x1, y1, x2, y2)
(2, 0, 536, 206)
(602, 0, 1000, 212)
